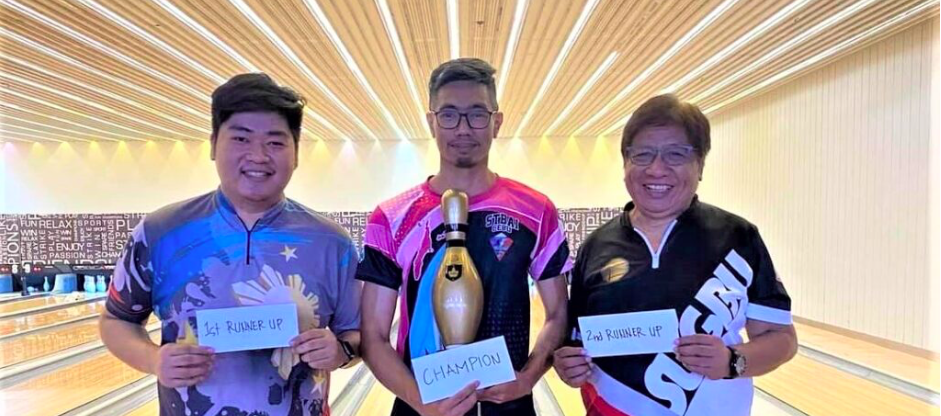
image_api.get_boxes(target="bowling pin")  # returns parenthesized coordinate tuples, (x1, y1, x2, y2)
(433, 189, 484, 348)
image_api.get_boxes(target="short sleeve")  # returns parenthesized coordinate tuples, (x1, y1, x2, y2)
(745, 229, 792, 325)
(105, 220, 154, 324)
(356, 207, 403, 290)
(329, 240, 362, 333)
(529, 199, 574, 281)
(564, 244, 589, 347)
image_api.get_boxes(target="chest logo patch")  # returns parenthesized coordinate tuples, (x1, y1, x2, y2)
(489, 233, 514, 261)
(599, 258, 630, 283)
(485, 213, 520, 234)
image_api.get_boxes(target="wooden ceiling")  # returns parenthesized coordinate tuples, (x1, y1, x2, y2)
(0, 0, 936, 143)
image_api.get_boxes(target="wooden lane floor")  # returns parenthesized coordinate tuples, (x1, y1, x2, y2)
(0, 293, 107, 319)
(755, 353, 939, 416)
(0, 294, 78, 314)
(1, 316, 158, 368)
(794, 321, 940, 393)
(0, 331, 160, 416)
(0, 300, 104, 337)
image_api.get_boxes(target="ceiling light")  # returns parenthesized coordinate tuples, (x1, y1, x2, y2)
(0, 71, 195, 139)
(230, 0, 376, 141)
(151, 0, 259, 71)
(544, 51, 618, 137)
(376, 0, 427, 134)
(576, 0, 739, 136)
(513, 0, 601, 138)
(447, 0, 459, 59)
(691, 0, 880, 104)
(0, 27, 207, 120)
(662, 0, 812, 94)
(497, 0, 528, 103)
(0, 0, 208, 99)
(304, 0, 409, 140)
(704, 0, 939, 114)
(1, 54, 209, 134)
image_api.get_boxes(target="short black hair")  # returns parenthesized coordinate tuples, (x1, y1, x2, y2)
(621, 94, 711, 161)
(428, 58, 498, 110)
(211, 73, 306, 145)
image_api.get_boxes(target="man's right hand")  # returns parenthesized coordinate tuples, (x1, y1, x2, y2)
(553, 347, 592, 388)
(416, 381, 480, 416)
(154, 343, 215, 388)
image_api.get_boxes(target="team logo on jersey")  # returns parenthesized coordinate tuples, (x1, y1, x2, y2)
(489, 233, 514, 261)
(485, 213, 520, 234)
(599, 257, 630, 283)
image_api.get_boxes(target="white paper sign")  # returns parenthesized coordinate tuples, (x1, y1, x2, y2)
(196, 304, 299, 353)
(578, 309, 679, 357)
(411, 336, 517, 404)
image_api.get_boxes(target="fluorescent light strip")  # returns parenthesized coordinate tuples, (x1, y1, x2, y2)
(662, 0, 812, 94)
(0, 102, 139, 141)
(147, 0, 332, 140)
(2, 123, 93, 143)
(0, 28, 207, 121)
(230, 0, 375, 141)
(376, 0, 426, 132)
(304, 0, 409, 140)
(691, 0, 881, 104)
(151, 0, 259, 72)
(0, 129, 66, 143)
(1, 54, 210, 134)
(0, 72, 196, 139)
(574, 0, 739, 136)
(447, 0, 459, 59)
(543, 52, 618, 136)
(0, 0, 209, 100)
(77, 0, 224, 83)
(497, 0, 528, 103)
(1, 113, 120, 142)
(0, 87, 155, 142)
(0, 134, 36, 143)
(704, 0, 940, 114)
(512, 0, 600, 139)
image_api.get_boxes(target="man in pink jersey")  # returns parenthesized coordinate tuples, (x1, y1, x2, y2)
(358, 58, 572, 416)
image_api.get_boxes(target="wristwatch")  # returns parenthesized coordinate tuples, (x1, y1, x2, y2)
(338, 339, 356, 368)
(725, 346, 746, 379)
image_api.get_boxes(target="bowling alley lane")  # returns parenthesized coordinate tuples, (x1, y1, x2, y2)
(0, 330, 161, 416)
(0, 295, 80, 315)
(0, 293, 107, 319)
(0, 299, 104, 337)
(1, 315, 158, 368)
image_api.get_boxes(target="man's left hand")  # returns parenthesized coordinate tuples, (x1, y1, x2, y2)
(291, 328, 347, 371)
(673, 334, 731, 380)
(477, 372, 535, 404)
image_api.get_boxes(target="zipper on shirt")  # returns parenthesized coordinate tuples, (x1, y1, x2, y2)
(633, 219, 678, 269)
(234, 216, 258, 265)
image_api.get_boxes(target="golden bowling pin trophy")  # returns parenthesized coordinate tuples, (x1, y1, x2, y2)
(433, 189, 484, 349)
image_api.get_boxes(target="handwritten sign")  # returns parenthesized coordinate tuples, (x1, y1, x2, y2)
(578, 309, 679, 357)
(411, 336, 517, 404)
(196, 304, 299, 353)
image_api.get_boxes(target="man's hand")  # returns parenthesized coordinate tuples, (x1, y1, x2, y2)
(292, 328, 347, 371)
(673, 334, 731, 380)
(478, 371, 535, 404)
(154, 343, 215, 388)
(416, 381, 480, 416)
(552, 347, 592, 387)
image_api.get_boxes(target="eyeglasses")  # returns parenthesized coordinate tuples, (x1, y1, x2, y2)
(432, 109, 495, 129)
(625, 144, 698, 166)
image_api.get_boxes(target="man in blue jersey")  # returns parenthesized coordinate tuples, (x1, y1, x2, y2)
(99, 73, 361, 416)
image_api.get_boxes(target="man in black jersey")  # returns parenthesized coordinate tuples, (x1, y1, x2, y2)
(553, 94, 797, 416)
